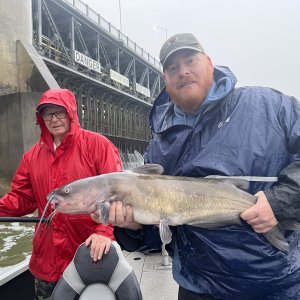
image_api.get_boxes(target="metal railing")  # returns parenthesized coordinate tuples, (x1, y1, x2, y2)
(62, 0, 162, 70)
(34, 34, 156, 104)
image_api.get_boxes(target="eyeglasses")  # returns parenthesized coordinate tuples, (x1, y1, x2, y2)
(41, 110, 67, 121)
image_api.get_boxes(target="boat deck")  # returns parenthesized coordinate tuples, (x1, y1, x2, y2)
(124, 251, 178, 299)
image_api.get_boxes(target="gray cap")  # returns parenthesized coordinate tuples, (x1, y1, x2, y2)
(159, 33, 205, 69)
(37, 104, 64, 114)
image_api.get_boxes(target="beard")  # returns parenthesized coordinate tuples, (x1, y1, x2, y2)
(167, 80, 211, 113)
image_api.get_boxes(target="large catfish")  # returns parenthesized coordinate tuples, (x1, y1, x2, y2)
(45, 164, 298, 251)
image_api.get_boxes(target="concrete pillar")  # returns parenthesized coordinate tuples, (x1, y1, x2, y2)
(0, 0, 59, 177)
(0, 92, 42, 178)
(0, 0, 32, 95)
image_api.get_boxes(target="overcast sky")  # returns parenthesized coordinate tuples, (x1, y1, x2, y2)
(83, 0, 300, 99)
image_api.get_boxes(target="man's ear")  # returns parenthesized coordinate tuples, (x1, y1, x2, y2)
(162, 72, 167, 83)
(206, 55, 213, 68)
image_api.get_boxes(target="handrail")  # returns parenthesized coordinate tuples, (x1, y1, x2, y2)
(62, 0, 162, 70)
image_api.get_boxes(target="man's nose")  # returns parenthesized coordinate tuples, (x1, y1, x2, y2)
(51, 114, 60, 121)
(178, 63, 190, 76)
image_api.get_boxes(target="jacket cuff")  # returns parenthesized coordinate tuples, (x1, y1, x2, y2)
(265, 185, 300, 222)
(264, 188, 282, 219)
(264, 160, 300, 222)
(95, 224, 115, 240)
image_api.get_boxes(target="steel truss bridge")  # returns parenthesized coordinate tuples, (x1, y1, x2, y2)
(32, 0, 164, 160)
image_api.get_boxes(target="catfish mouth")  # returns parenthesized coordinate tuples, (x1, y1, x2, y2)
(47, 193, 64, 207)
(47, 193, 74, 212)
(48, 192, 97, 214)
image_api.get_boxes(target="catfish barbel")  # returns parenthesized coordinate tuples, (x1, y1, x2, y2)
(45, 164, 297, 252)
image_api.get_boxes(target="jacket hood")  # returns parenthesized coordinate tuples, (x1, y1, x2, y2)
(36, 89, 81, 147)
(150, 65, 237, 132)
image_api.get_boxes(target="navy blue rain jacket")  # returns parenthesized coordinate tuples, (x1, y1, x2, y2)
(115, 66, 300, 300)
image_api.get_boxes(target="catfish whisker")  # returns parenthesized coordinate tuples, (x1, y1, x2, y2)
(44, 210, 57, 230)
(35, 194, 55, 237)
(46, 210, 57, 224)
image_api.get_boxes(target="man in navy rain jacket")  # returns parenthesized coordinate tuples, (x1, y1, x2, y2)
(107, 33, 300, 300)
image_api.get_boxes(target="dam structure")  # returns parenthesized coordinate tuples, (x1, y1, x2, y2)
(0, 0, 163, 177)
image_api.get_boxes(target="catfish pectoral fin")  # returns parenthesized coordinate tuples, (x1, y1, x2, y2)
(159, 218, 172, 244)
(263, 226, 289, 252)
(98, 202, 111, 225)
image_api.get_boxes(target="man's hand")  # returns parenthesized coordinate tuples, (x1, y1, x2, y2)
(108, 201, 142, 230)
(240, 191, 278, 233)
(85, 233, 112, 261)
(90, 201, 142, 230)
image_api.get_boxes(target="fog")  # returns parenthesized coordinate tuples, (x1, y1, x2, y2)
(84, 0, 300, 99)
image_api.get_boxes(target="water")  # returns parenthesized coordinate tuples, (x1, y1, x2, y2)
(120, 150, 144, 169)
(0, 222, 34, 276)
(0, 151, 144, 277)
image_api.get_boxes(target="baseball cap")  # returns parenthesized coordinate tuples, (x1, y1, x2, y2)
(38, 104, 65, 114)
(159, 33, 205, 69)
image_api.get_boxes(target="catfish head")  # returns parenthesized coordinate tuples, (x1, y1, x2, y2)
(47, 176, 109, 214)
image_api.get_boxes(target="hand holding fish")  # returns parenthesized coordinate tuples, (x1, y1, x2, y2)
(85, 233, 112, 261)
(240, 191, 278, 233)
(109, 201, 142, 230)
(91, 201, 142, 230)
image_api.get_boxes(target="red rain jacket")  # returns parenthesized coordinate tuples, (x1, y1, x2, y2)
(0, 89, 122, 281)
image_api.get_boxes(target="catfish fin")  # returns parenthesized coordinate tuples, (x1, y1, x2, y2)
(263, 225, 289, 252)
(98, 202, 111, 225)
(222, 179, 250, 191)
(205, 175, 250, 191)
(128, 164, 164, 175)
(159, 218, 172, 244)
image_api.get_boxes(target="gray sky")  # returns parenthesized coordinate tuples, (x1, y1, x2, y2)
(84, 0, 300, 99)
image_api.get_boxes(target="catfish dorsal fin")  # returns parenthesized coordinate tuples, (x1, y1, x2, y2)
(128, 164, 164, 175)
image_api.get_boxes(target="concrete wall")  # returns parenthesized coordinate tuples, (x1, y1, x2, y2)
(0, 92, 42, 177)
(0, 0, 59, 177)
(16, 41, 60, 93)
(0, 39, 59, 177)
(0, 0, 32, 96)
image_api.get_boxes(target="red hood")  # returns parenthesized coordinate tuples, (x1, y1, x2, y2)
(36, 89, 81, 148)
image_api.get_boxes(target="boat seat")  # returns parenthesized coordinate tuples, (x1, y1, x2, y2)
(51, 241, 142, 300)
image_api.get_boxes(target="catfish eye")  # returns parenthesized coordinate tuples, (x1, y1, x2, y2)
(64, 187, 71, 194)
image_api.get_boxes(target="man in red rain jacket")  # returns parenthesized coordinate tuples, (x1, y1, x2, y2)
(0, 89, 122, 299)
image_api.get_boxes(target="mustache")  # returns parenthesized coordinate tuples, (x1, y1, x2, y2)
(177, 78, 197, 88)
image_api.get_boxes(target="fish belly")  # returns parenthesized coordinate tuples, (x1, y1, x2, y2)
(133, 209, 161, 225)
